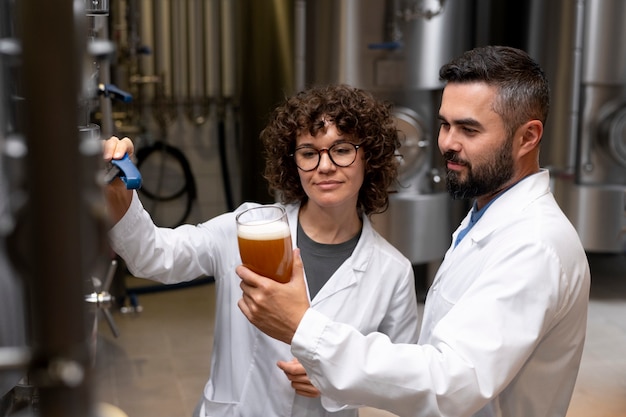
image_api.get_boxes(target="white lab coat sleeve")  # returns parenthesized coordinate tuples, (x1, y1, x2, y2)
(291, 239, 572, 417)
(315, 234, 421, 413)
(292, 308, 443, 416)
(377, 263, 420, 344)
(108, 191, 248, 284)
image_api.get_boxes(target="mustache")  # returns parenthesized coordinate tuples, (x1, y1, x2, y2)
(443, 151, 468, 166)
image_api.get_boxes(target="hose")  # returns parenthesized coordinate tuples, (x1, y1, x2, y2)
(135, 141, 197, 227)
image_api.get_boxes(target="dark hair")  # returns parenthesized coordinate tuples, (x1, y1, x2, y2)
(439, 45, 550, 137)
(261, 84, 400, 216)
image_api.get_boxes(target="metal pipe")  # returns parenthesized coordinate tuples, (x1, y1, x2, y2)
(187, 0, 209, 124)
(94, 15, 115, 138)
(221, 0, 235, 98)
(187, 0, 205, 99)
(336, 0, 360, 85)
(294, 0, 306, 92)
(154, 0, 172, 98)
(203, 0, 221, 99)
(139, 0, 155, 101)
(171, 0, 188, 102)
(569, 0, 585, 172)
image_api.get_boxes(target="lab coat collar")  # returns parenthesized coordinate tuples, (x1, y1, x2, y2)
(285, 203, 372, 305)
(462, 169, 551, 246)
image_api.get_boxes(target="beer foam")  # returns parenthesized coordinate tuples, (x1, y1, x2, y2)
(237, 220, 290, 240)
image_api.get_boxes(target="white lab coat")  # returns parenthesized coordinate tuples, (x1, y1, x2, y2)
(291, 170, 591, 417)
(108, 197, 419, 417)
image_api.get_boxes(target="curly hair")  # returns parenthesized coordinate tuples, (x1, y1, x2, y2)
(261, 84, 400, 217)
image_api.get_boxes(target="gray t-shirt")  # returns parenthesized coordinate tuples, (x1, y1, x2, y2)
(297, 220, 361, 299)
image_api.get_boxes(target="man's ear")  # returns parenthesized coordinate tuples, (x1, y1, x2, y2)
(518, 119, 543, 157)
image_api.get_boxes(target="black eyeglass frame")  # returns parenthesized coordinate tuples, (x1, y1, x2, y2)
(290, 142, 362, 172)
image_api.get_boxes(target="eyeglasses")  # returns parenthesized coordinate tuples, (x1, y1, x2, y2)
(291, 142, 361, 172)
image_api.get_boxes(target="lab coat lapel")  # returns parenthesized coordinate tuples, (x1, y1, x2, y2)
(430, 210, 471, 287)
(286, 203, 350, 304)
(310, 261, 359, 306)
(432, 170, 551, 286)
(309, 216, 373, 306)
(285, 203, 312, 300)
(466, 170, 551, 246)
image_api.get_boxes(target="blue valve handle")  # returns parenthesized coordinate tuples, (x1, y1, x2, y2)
(106, 154, 142, 189)
(98, 83, 133, 103)
(367, 41, 402, 50)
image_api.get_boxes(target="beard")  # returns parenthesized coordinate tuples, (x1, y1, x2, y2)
(444, 137, 514, 200)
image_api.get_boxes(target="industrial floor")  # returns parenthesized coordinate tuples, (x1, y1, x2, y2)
(94, 253, 626, 417)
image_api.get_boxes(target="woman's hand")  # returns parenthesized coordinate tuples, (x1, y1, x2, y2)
(102, 136, 135, 225)
(103, 136, 134, 161)
(277, 358, 321, 398)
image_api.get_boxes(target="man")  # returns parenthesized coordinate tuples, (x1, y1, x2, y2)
(237, 45, 591, 417)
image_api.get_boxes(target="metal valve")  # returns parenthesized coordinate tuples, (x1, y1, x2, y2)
(86, 259, 120, 338)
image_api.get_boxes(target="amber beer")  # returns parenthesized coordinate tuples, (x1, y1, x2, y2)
(236, 206, 293, 283)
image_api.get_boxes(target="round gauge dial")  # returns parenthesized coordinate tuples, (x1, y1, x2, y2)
(393, 107, 428, 181)
(600, 104, 626, 167)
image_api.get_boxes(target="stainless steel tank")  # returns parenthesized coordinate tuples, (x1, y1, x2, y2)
(570, 0, 626, 252)
(298, 0, 474, 264)
(0, 0, 28, 406)
(495, 0, 626, 253)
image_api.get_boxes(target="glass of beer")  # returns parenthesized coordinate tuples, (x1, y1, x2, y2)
(236, 205, 293, 283)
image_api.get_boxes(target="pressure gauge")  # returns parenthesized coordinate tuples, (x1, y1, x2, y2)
(599, 103, 626, 168)
(393, 107, 428, 181)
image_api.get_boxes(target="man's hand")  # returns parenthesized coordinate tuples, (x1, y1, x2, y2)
(277, 358, 321, 398)
(237, 249, 310, 344)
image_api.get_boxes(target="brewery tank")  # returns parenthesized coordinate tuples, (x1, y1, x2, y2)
(483, 0, 626, 253)
(297, 0, 474, 265)
(570, 0, 626, 253)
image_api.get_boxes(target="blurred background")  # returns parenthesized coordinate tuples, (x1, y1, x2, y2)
(0, 0, 624, 416)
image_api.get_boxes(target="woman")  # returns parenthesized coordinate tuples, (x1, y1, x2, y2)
(104, 84, 419, 417)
